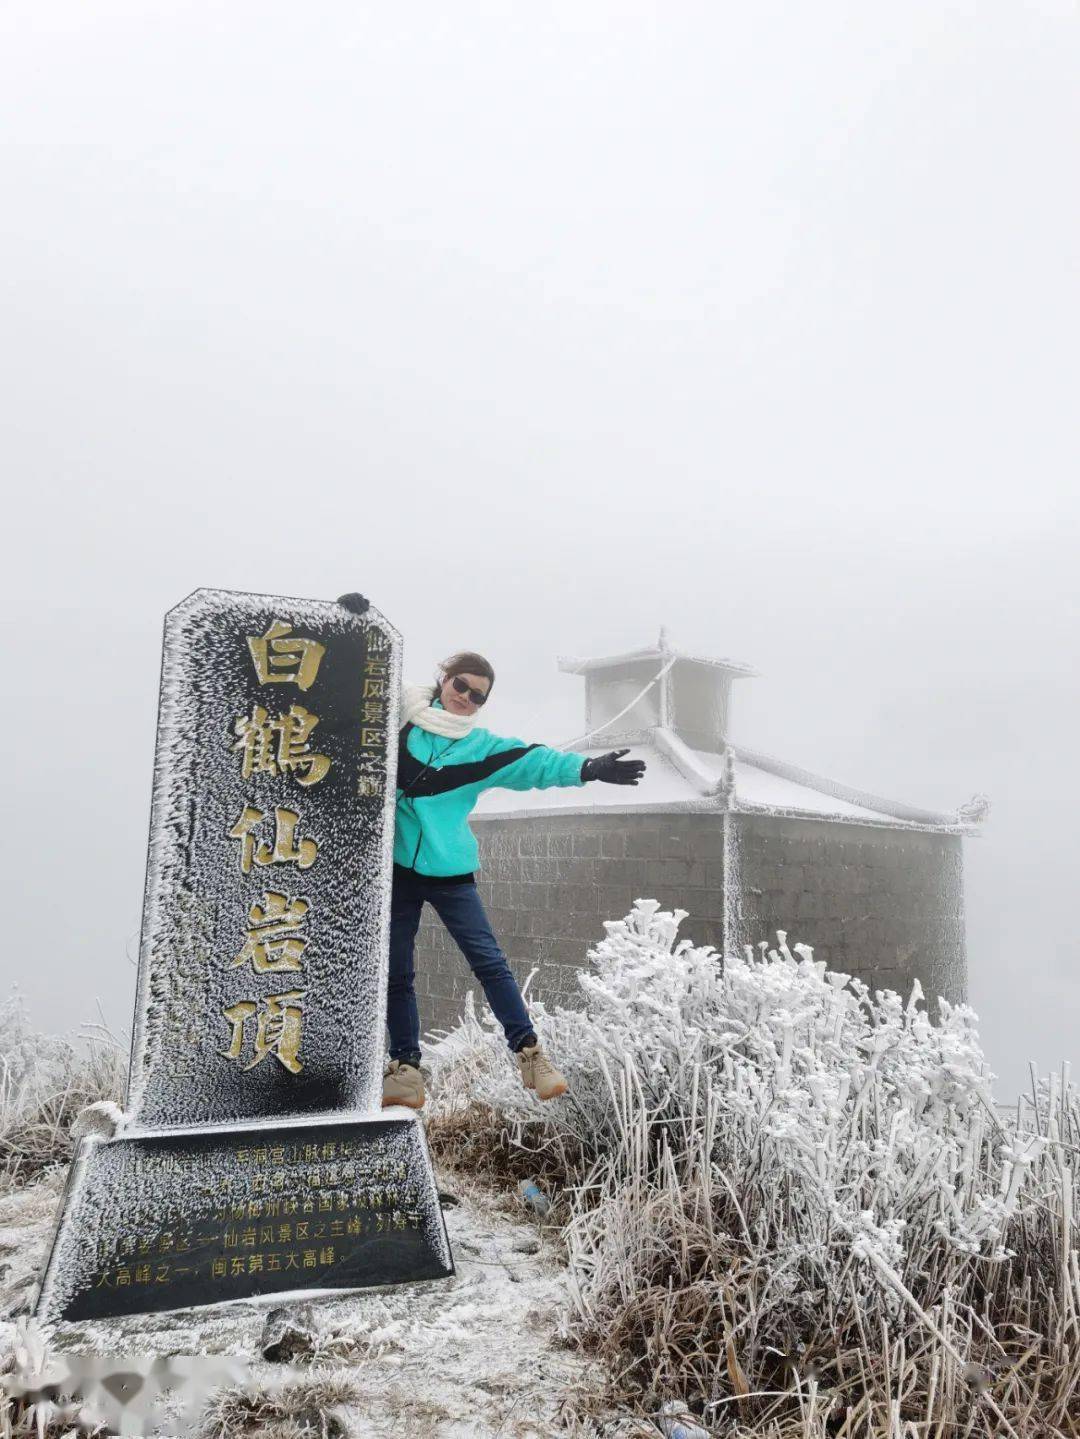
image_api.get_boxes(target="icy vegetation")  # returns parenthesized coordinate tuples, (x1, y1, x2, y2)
(3, 914, 1079, 1436)
(0, 995, 126, 1195)
(426, 901, 1080, 1437)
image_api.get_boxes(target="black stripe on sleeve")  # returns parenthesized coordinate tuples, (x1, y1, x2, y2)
(397, 723, 540, 798)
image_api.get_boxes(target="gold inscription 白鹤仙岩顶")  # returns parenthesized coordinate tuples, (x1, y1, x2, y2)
(228, 806, 317, 874)
(247, 620, 325, 693)
(232, 891, 309, 974)
(221, 990, 305, 1074)
(232, 703, 331, 787)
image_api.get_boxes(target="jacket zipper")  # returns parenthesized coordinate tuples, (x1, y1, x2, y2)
(411, 804, 423, 868)
(401, 732, 460, 873)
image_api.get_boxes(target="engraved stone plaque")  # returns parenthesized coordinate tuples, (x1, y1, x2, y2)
(36, 1117, 451, 1322)
(130, 589, 399, 1125)
(35, 589, 453, 1323)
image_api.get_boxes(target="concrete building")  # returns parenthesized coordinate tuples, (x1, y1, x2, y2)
(416, 630, 989, 1041)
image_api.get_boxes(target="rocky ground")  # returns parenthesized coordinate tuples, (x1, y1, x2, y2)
(0, 1163, 610, 1439)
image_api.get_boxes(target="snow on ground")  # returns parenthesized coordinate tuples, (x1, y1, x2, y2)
(1, 1164, 602, 1439)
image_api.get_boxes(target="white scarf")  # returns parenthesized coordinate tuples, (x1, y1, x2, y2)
(400, 682, 478, 738)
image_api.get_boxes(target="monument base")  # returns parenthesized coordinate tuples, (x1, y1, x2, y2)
(34, 1111, 454, 1323)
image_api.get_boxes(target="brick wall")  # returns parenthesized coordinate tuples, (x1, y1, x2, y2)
(415, 812, 729, 1043)
(410, 809, 966, 1048)
(731, 813, 966, 1016)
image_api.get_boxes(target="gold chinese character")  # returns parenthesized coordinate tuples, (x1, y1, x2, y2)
(360, 727, 385, 747)
(362, 677, 386, 698)
(232, 891, 309, 973)
(228, 806, 317, 874)
(232, 704, 331, 786)
(221, 991, 305, 1074)
(247, 619, 325, 692)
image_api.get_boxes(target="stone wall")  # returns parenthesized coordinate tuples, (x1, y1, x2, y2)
(731, 813, 967, 1016)
(412, 809, 967, 1046)
(416, 812, 728, 1042)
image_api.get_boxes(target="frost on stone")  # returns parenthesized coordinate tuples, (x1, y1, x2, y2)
(126, 589, 402, 1127)
(32, 590, 455, 1325)
(36, 1114, 452, 1323)
(70, 1100, 128, 1142)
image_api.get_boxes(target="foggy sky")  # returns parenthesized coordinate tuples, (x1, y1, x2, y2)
(2, 1, 1077, 1103)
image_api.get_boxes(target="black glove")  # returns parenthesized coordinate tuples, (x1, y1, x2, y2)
(337, 592, 370, 616)
(580, 749, 646, 785)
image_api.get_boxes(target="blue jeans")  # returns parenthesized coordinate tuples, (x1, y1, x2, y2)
(386, 866, 536, 1063)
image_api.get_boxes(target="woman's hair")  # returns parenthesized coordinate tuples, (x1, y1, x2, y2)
(434, 650, 495, 699)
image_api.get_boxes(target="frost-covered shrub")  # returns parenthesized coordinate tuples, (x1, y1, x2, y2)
(429, 899, 1020, 1263)
(0, 993, 126, 1192)
(427, 900, 1079, 1435)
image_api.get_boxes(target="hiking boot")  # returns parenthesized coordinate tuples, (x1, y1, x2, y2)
(382, 1060, 425, 1110)
(516, 1043, 568, 1101)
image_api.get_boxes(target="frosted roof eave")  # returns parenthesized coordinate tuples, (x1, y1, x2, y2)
(471, 732, 981, 835)
(723, 742, 966, 829)
(557, 646, 757, 677)
(472, 796, 978, 835)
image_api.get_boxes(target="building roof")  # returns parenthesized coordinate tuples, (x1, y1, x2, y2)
(473, 631, 989, 835)
(471, 726, 985, 835)
(557, 637, 758, 678)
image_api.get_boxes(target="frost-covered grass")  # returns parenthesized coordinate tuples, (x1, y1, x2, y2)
(3, 910, 1078, 1437)
(0, 996, 126, 1196)
(196, 1367, 363, 1438)
(425, 900, 1080, 1438)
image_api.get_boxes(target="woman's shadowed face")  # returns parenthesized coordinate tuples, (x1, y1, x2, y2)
(438, 671, 491, 716)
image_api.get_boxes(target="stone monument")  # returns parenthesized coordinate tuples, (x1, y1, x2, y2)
(34, 588, 453, 1322)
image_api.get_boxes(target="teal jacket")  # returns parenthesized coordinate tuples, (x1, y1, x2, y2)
(394, 699, 588, 877)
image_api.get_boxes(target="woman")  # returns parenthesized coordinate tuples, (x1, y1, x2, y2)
(337, 594, 646, 1111)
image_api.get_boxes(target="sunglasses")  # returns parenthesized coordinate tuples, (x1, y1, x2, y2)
(451, 675, 488, 706)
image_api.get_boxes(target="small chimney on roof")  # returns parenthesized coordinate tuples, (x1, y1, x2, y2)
(557, 629, 757, 754)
